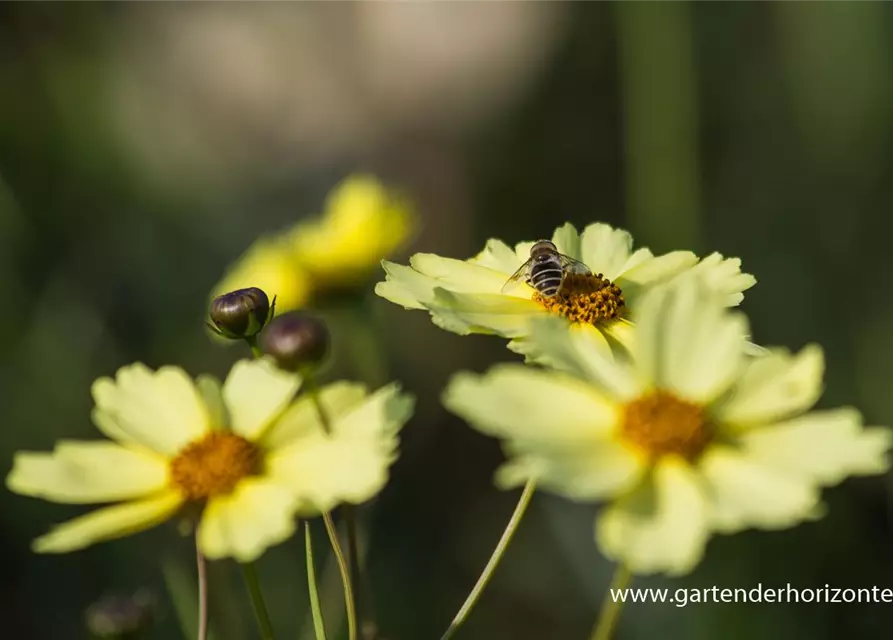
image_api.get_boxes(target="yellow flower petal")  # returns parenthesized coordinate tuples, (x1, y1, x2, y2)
(7, 441, 168, 504)
(411, 253, 509, 293)
(213, 234, 311, 314)
(222, 359, 302, 441)
(92, 364, 211, 455)
(198, 478, 298, 562)
(429, 290, 545, 337)
(261, 381, 368, 450)
(267, 433, 395, 513)
(551, 222, 582, 260)
(635, 281, 748, 403)
(596, 458, 709, 576)
(196, 374, 228, 429)
(522, 316, 640, 401)
(717, 345, 823, 428)
(443, 366, 619, 446)
(265, 384, 410, 511)
(616, 250, 698, 295)
(496, 438, 644, 500)
(578, 223, 634, 281)
(740, 408, 892, 484)
(33, 491, 183, 553)
(602, 317, 637, 353)
(375, 261, 434, 310)
(331, 383, 414, 441)
(292, 176, 414, 286)
(699, 446, 819, 534)
(470, 239, 521, 274)
(684, 253, 756, 307)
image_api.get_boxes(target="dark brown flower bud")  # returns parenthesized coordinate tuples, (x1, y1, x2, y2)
(208, 287, 273, 339)
(261, 312, 330, 372)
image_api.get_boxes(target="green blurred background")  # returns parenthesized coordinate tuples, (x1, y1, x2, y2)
(2, 2, 893, 639)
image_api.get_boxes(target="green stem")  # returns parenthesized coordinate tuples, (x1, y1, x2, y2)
(161, 553, 197, 640)
(616, 1, 700, 252)
(439, 480, 537, 640)
(342, 505, 370, 638)
(244, 335, 263, 359)
(590, 564, 633, 640)
(196, 535, 209, 640)
(323, 512, 357, 640)
(241, 562, 276, 640)
(305, 522, 328, 640)
(304, 372, 358, 640)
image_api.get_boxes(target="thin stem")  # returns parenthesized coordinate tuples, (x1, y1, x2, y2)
(241, 562, 276, 640)
(342, 505, 369, 638)
(306, 369, 362, 639)
(196, 536, 209, 640)
(244, 335, 264, 359)
(439, 480, 537, 640)
(305, 522, 328, 640)
(590, 564, 633, 640)
(323, 512, 357, 640)
(303, 373, 332, 434)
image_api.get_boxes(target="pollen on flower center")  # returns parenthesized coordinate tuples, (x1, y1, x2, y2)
(169, 432, 261, 500)
(531, 273, 625, 325)
(620, 391, 711, 461)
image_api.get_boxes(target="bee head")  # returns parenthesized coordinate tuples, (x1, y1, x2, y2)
(530, 240, 557, 261)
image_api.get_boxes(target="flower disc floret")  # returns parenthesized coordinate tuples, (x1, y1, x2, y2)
(532, 272, 625, 326)
(170, 432, 261, 500)
(621, 391, 711, 461)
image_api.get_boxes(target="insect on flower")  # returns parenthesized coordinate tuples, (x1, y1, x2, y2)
(501, 239, 593, 298)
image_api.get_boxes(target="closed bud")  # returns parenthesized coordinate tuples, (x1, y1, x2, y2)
(208, 287, 273, 339)
(85, 591, 155, 639)
(261, 312, 330, 372)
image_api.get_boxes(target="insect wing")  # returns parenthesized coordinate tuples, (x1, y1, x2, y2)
(558, 253, 592, 276)
(500, 258, 534, 294)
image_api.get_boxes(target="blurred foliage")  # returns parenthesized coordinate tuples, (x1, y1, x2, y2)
(1, 3, 892, 640)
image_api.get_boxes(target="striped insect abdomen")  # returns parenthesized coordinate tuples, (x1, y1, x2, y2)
(529, 257, 564, 297)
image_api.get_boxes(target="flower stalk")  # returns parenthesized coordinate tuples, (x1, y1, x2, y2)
(305, 522, 328, 640)
(439, 479, 537, 640)
(304, 370, 358, 640)
(241, 562, 276, 640)
(196, 534, 209, 640)
(591, 564, 633, 640)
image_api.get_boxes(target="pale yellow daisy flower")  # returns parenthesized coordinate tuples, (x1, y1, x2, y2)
(289, 175, 415, 290)
(7, 359, 412, 562)
(213, 176, 414, 315)
(443, 280, 890, 575)
(376, 222, 754, 355)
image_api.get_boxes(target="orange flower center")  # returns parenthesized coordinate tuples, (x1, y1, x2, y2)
(621, 391, 711, 461)
(169, 432, 261, 500)
(532, 273, 625, 325)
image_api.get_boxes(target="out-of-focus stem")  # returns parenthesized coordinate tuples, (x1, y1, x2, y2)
(616, 1, 700, 253)
(196, 536, 208, 640)
(439, 480, 537, 640)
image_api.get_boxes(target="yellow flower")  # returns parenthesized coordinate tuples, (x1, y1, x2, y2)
(290, 175, 415, 290)
(213, 234, 312, 315)
(212, 176, 413, 313)
(376, 222, 755, 356)
(443, 280, 890, 575)
(7, 360, 413, 562)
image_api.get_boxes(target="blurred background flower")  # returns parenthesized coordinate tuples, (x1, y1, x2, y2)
(215, 175, 415, 313)
(2, 3, 893, 640)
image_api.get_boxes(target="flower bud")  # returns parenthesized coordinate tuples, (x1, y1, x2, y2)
(85, 591, 155, 639)
(261, 311, 330, 372)
(208, 287, 273, 339)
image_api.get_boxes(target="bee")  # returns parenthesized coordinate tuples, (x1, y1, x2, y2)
(501, 239, 592, 297)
